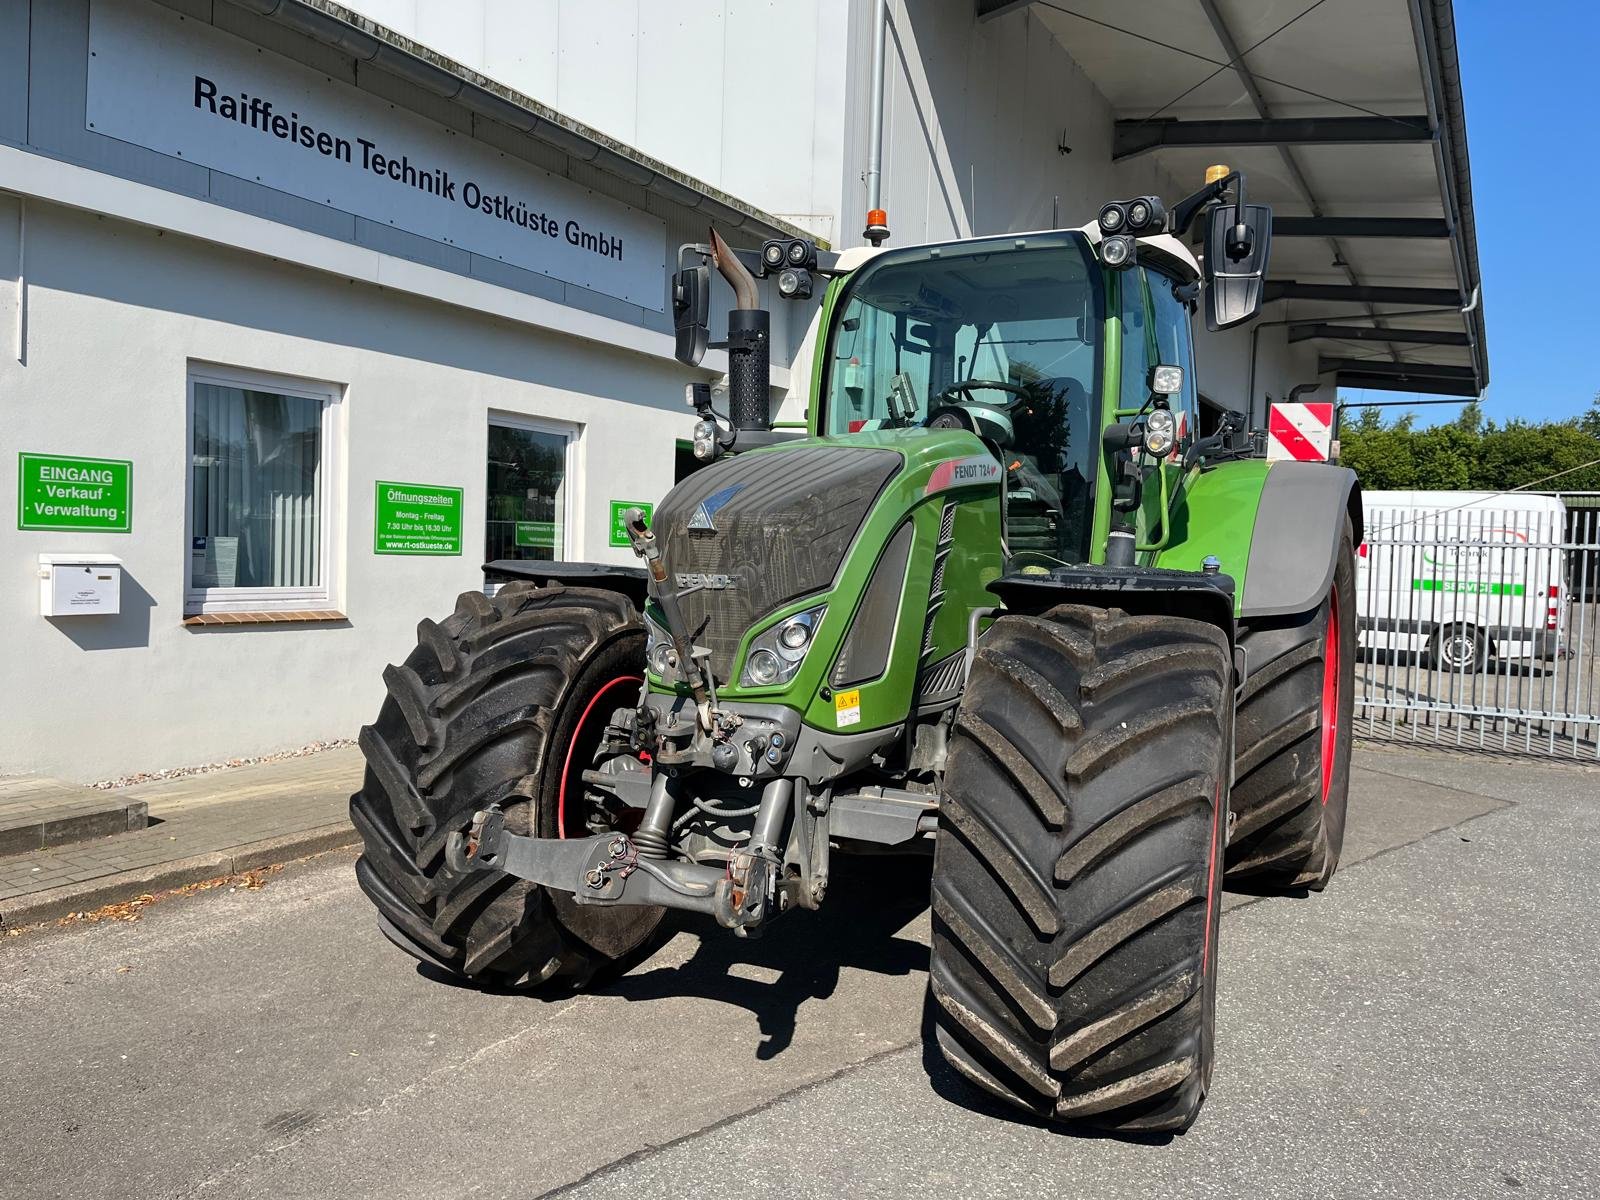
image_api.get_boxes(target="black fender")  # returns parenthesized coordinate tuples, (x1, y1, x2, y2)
(1240, 463, 1362, 619)
(482, 559, 649, 608)
(989, 564, 1237, 647)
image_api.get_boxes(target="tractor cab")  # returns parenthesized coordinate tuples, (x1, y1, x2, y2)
(812, 228, 1210, 569)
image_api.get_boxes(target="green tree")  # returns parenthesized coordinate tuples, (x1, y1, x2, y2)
(1336, 400, 1600, 493)
(1581, 392, 1600, 439)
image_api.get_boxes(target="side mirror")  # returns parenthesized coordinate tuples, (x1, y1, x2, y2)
(672, 264, 711, 366)
(1203, 203, 1272, 331)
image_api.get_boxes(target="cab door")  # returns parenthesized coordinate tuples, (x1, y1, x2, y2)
(1121, 266, 1197, 553)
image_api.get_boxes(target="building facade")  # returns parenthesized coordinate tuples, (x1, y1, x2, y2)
(2, 0, 1329, 780)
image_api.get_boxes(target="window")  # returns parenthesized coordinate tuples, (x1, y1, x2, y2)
(818, 235, 1104, 564)
(821, 236, 1101, 437)
(186, 365, 341, 614)
(1147, 269, 1199, 449)
(1117, 268, 1156, 414)
(485, 416, 573, 565)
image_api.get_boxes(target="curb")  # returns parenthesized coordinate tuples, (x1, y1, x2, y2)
(0, 823, 359, 930)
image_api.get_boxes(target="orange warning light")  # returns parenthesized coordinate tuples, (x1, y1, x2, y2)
(1204, 164, 1230, 184)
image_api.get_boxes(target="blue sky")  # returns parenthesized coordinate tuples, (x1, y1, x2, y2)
(1340, 1, 1598, 428)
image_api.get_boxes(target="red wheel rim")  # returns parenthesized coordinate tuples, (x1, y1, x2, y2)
(1320, 589, 1340, 805)
(556, 676, 641, 839)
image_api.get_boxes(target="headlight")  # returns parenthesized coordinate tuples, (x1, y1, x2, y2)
(644, 607, 679, 681)
(739, 603, 826, 688)
(1143, 407, 1177, 458)
(747, 649, 781, 685)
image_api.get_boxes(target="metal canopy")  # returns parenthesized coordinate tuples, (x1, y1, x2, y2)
(1012, 0, 1487, 399)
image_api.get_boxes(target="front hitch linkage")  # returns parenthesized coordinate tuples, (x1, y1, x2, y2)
(446, 805, 761, 926)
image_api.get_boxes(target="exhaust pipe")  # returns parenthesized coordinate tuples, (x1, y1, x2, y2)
(710, 229, 770, 433)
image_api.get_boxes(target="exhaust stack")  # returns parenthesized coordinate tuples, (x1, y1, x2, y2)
(710, 229, 770, 434)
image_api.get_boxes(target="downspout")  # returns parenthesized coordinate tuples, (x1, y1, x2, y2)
(13, 197, 24, 366)
(862, 0, 890, 245)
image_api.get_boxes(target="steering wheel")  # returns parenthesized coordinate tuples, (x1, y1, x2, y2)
(937, 379, 1031, 409)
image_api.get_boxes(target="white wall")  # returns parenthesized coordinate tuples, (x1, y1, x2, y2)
(0, 198, 700, 780)
(340, 0, 852, 244)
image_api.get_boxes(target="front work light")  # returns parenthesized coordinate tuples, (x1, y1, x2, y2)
(1149, 364, 1185, 396)
(777, 268, 813, 300)
(1098, 202, 1126, 234)
(692, 418, 720, 461)
(1143, 407, 1177, 458)
(1100, 234, 1135, 268)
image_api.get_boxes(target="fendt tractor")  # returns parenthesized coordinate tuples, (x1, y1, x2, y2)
(350, 167, 1359, 1134)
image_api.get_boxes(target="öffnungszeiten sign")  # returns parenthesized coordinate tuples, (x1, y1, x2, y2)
(86, 0, 666, 309)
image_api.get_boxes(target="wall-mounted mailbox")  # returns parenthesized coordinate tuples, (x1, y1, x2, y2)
(39, 554, 123, 616)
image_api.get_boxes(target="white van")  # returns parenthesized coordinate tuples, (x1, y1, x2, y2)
(1358, 491, 1567, 672)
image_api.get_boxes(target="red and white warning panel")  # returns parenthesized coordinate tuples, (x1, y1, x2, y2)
(1267, 401, 1334, 462)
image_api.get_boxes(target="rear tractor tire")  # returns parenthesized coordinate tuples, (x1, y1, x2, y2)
(926, 605, 1232, 1134)
(1226, 517, 1357, 891)
(350, 582, 664, 990)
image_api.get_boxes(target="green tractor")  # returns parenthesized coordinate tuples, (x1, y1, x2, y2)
(350, 170, 1359, 1134)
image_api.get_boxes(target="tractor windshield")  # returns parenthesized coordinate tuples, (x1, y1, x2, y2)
(820, 232, 1105, 562)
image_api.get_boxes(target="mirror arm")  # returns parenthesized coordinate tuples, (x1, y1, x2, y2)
(1169, 170, 1241, 237)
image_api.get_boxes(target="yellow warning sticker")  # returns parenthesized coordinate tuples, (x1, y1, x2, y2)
(834, 688, 862, 728)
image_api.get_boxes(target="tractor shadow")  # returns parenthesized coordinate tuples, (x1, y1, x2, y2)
(594, 852, 933, 1060)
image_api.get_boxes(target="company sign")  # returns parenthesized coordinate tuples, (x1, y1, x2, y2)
(86, 0, 667, 309)
(374, 481, 463, 555)
(18, 453, 132, 533)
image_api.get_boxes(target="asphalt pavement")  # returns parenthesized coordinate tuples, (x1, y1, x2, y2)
(1, 748, 1595, 1199)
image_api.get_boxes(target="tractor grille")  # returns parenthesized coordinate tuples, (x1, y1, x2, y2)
(653, 446, 901, 683)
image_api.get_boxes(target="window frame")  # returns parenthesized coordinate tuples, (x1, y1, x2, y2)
(484, 410, 579, 565)
(184, 362, 344, 615)
(1144, 265, 1201, 450)
(816, 232, 1104, 437)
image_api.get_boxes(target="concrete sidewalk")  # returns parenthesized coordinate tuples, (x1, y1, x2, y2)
(0, 748, 362, 928)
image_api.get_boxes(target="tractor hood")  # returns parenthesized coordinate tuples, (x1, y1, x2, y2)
(652, 444, 902, 683)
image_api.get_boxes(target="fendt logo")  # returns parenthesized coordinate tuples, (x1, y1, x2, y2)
(674, 573, 735, 591)
(686, 483, 746, 532)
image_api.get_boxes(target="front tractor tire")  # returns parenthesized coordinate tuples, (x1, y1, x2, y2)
(350, 583, 663, 990)
(927, 605, 1232, 1134)
(1226, 517, 1357, 891)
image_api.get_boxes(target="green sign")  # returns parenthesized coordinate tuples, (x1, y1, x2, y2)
(610, 500, 653, 547)
(1413, 578, 1524, 597)
(374, 480, 463, 555)
(18, 453, 132, 533)
(515, 520, 556, 549)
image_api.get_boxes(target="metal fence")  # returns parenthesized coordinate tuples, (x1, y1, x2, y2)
(1356, 500, 1600, 757)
